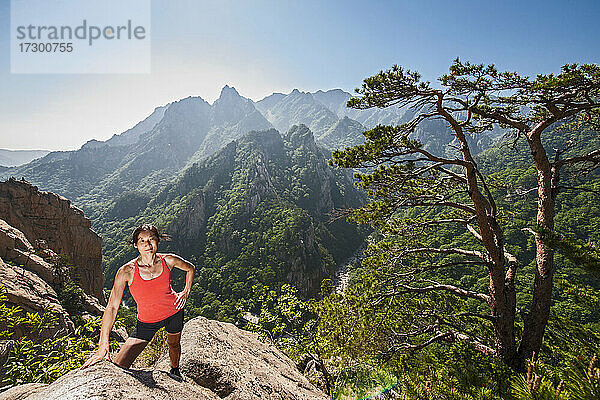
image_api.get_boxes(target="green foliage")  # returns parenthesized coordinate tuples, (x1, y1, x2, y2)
(247, 281, 600, 399)
(116, 304, 138, 332)
(566, 356, 600, 400)
(3, 318, 101, 385)
(0, 289, 58, 341)
(245, 283, 310, 342)
(107, 191, 151, 219)
(56, 280, 86, 320)
(510, 355, 600, 400)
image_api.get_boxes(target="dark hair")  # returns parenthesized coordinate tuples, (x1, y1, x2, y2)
(129, 224, 171, 245)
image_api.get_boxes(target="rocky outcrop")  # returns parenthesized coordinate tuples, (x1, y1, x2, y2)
(0, 223, 126, 342)
(0, 178, 104, 303)
(0, 219, 58, 286)
(0, 201, 125, 342)
(1, 316, 328, 400)
(0, 383, 46, 400)
(154, 316, 326, 399)
(0, 258, 74, 338)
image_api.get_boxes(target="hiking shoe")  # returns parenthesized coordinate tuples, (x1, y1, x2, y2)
(168, 367, 182, 381)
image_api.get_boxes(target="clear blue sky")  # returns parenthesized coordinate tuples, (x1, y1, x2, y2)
(1, 0, 599, 150)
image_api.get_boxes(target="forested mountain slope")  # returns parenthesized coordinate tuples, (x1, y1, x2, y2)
(95, 126, 367, 319)
(1, 87, 272, 215)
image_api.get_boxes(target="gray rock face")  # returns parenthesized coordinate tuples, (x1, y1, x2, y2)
(154, 316, 328, 399)
(0, 219, 58, 286)
(0, 383, 47, 400)
(0, 219, 124, 341)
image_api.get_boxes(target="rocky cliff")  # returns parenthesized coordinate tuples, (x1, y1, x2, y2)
(0, 316, 328, 400)
(0, 178, 104, 303)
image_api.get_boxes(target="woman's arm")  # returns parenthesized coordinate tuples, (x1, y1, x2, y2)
(81, 266, 128, 369)
(164, 254, 195, 310)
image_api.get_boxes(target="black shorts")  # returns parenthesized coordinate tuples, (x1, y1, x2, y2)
(130, 309, 184, 342)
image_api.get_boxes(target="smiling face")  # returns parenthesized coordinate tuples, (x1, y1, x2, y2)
(134, 230, 159, 257)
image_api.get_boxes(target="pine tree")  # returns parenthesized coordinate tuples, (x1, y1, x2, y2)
(331, 60, 600, 370)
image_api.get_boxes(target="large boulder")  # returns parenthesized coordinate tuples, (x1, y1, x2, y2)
(0, 383, 47, 400)
(154, 316, 328, 399)
(0, 178, 104, 304)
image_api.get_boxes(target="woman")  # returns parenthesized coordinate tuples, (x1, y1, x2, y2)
(81, 224, 195, 378)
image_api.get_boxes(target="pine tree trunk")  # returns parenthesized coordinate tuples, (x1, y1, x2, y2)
(486, 215, 519, 370)
(446, 107, 521, 370)
(518, 135, 556, 369)
(491, 281, 519, 369)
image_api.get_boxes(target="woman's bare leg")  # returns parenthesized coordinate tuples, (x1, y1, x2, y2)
(166, 332, 181, 368)
(113, 337, 149, 369)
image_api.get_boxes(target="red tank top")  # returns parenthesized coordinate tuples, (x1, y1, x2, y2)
(128, 254, 179, 323)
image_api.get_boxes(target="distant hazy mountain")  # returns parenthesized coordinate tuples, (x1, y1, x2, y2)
(0, 149, 50, 167)
(311, 88, 410, 128)
(255, 89, 339, 138)
(255, 89, 369, 150)
(318, 116, 366, 150)
(254, 88, 503, 155)
(81, 105, 167, 150)
(1, 86, 272, 212)
(308, 88, 503, 155)
(1, 85, 505, 210)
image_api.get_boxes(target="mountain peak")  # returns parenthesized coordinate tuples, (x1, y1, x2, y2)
(219, 85, 241, 98)
(288, 89, 315, 101)
(213, 85, 247, 109)
(285, 124, 317, 150)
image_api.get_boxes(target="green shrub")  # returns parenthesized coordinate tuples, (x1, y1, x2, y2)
(0, 285, 112, 386)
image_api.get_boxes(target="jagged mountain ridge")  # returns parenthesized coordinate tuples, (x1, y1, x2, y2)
(255, 89, 340, 140)
(1, 84, 499, 209)
(256, 88, 503, 155)
(1, 87, 273, 213)
(311, 88, 410, 127)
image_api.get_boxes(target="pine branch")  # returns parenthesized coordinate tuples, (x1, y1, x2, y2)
(555, 185, 600, 195)
(555, 149, 600, 169)
(398, 247, 486, 260)
(377, 281, 490, 303)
